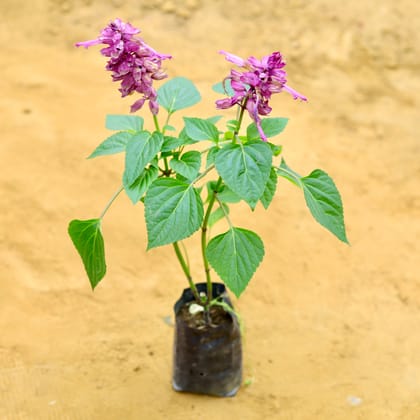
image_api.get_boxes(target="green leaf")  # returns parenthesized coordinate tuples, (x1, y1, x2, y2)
(246, 118, 289, 141)
(260, 167, 278, 209)
(217, 185, 242, 203)
(212, 79, 234, 96)
(169, 151, 201, 180)
(179, 127, 198, 145)
(277, 158, 302, 187)
(207, 115, 223, 125)
(301, 169, 348, 243)
(206, 227, 264, 297)
(68, 219, 106, 289)
(183, 117, 219, 142)
(163, 124, 176, 132)
(269, 142, 283, 156)
(157, 77, 201, 114)
(162, 136, 185, 152)
(208, 203, 229, 228)
(145, 178, 204, 249)
(88, 131, 133, 159)
(206, 146, 219, 169)
(124, 131, 163, 186)
(123, 165, 159, 204)
(215, 141, 272, 208)
(105, 114, 144, 132)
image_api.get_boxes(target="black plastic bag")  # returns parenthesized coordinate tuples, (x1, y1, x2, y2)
(172, 283, 242, 397)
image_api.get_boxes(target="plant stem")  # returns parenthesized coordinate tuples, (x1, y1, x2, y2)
(201, 177, 223, 305)
(193, 164, 215, 185)
(152, 114, 161, 132)
(173, 242, 200, 302)
(233, 99, 247, 144)
(99, 185, 124, 220)
(215, 193, 233, 229)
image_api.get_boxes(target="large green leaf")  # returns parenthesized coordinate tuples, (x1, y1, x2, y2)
(206, 227, 264, 297)
(260, 167, 278, 209)
(183, 117, 219, 142)
(124, 131, 163, 186)
(88, 131, 133, 159)
(123, 165, 159, 204)
(301, 169, 348, 243)
(144, 178, 204, 249)
(169, 151, 201, 180)
(105, 114, 144, 132)
(157, 77, 201, 114)
(215, 141, 272, 208)
(68, 219, 106, 289)
(246, 117, 289, 141)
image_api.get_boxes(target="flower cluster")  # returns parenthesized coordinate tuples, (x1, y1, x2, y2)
(76, 19, 171, 114)
(216, 51, 307, 141)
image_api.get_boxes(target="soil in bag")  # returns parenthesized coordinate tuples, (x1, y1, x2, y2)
(172, 283, 242, 397)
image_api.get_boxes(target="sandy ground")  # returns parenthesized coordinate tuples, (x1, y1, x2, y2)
(1, 0, 420, 418)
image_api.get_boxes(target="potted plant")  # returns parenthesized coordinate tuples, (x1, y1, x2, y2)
(68, 19, 348, 397)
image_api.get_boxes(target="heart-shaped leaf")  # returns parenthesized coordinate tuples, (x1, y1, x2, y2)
(145, 178, 204, 249)
(215, 141, 272, 208)
(206, 227, 264, 297)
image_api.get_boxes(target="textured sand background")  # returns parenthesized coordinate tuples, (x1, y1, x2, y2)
(1, 0, 420, 418)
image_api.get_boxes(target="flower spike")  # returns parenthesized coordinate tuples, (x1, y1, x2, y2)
(216, 51, 307, 141)
(76, 19, 171, 115)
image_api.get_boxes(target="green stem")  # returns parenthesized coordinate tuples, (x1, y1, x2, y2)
(99, 185, 124, 220)
(193, 164, 215, 185)
(173, 242, 200, 302)
(201, 177, 223, 305)
(155, 111, 198, 298)
(233, 99, 247, 144)
(215, 193, 233, 229)
(152, 114, 161, 132)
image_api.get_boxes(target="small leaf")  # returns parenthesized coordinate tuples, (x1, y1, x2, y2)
(183, 117, 219, 142)
(162, 136, 185, 152)
(206, 146, 219, 169)
(124, 131, 163, 186)
(301, 169, 348, 243)
(163, 124, 176, 132)
(215, 141, 272, 208)
(145, 178, 204, 249)
(169, 151, 201, 180)
(277, 158, 302, 187)
(105, 114, 144, 132)
(123, 165, 159, 204)
(269, 143, 283, 156)
(227, 119, 239, 131)
(260, 167, 278, 209)
(212, 79, 234, 96)
(217, 185, 242, 203)
(88, 131, 133, 159)
(206, 227, 265, 297)
(68, 219, 106, 289)
(157, 77, 201, 114)
(207, 115, 223, 125)
(179, 127, 197, 145)
(247, 118, 289, 141)
(208, 203, 229, 228)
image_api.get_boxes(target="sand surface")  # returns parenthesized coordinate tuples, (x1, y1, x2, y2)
(1, 0, 420, 418)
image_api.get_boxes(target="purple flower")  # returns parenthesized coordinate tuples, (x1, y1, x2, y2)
(76, 19, 171, 115)
(216, 50, 307, 141)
